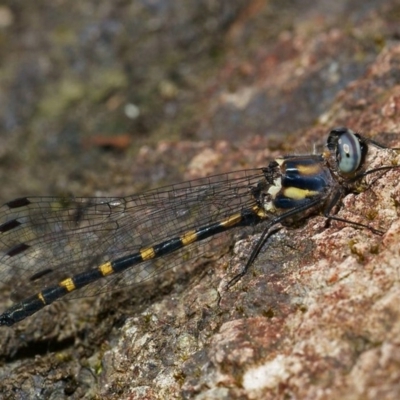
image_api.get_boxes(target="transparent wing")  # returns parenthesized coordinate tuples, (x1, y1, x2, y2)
(0, 169, 265, 301)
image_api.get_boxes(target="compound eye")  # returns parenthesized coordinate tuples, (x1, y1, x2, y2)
(336, 128, 362, 173)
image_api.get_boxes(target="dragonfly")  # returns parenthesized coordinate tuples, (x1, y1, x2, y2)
(0, 127, 398, 326)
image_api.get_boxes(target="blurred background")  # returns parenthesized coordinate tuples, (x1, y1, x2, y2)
(0, 0, 398, 202)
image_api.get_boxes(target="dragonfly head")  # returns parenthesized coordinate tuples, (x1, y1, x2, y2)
(327, 127, 368, 177)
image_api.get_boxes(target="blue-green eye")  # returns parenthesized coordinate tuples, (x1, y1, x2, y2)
(327, 127, 363, 174)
